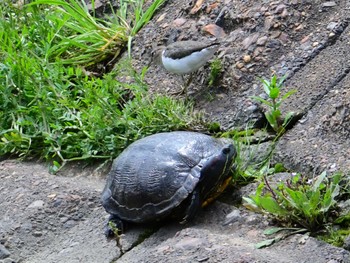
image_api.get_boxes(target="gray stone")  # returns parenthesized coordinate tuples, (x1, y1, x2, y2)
(242, 33, 260, 50)
(276, 74, 350, 174)
(322, 2, 337, 7)
(327, 22, 338, 31)
(343, 235, 350, 251)
(63, 220, 77, 229)
(0, 245, 10, 259)
(257, 36, 268, 46)
(174, 237, 204, 250)
(275, 4, 286, 14)
(27, 200, 44, 209)
(223, 209, 241, 225)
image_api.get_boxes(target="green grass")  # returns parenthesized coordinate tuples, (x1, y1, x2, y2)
(25, 0, 165, 66)
(0, 0, 203, 172)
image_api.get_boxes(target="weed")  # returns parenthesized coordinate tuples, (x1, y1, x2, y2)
(318, 227, 350, 247)
(251, 75, 296, 135)
(255, 227, 308, 249)
(208, 58, 222, 87)
(243, 171, 342, 232)
(220, 127, 277, 186)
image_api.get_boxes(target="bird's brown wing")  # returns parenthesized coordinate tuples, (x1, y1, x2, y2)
(164, 41, 219, 59)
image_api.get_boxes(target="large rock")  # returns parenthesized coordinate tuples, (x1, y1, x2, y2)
(275, 25, 350, 174)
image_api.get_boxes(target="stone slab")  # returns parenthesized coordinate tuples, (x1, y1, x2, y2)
(276, 70, 350, 173)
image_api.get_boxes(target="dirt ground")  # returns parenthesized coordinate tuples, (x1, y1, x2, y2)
(2, 0, 350, 262)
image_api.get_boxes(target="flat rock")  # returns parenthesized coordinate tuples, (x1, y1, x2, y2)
(275, 25, 350, 173)
(0, 245, 10, 259)
(276, 72, 350, 173)
(118, 204, 349, 263)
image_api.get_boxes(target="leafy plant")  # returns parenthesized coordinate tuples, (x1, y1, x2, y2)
(251, 75, 296, 135)
(243, 171, 342, 232)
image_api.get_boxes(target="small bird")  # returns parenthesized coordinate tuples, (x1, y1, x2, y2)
(152, 40, 220, 96)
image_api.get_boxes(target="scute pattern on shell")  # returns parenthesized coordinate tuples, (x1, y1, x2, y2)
(101, 131, 233, 223)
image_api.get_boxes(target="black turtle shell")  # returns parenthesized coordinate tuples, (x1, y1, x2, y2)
(101, 131, 235, 223)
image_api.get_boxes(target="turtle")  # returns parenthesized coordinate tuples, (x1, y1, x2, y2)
(101, 131, 236, 236)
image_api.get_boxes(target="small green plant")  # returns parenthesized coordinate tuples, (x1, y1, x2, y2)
(108, 221, 123, 253)
(251, 75, 296, 135)
(243, 171, 342, 232)
(318, 227, 350, 247)
(208, 58, 222, 87)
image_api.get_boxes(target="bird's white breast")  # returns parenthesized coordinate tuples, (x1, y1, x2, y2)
(161, 48, 216, 75)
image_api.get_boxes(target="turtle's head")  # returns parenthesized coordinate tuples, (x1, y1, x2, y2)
(217, 143, 236, 174)
(198, 143, 236, 202)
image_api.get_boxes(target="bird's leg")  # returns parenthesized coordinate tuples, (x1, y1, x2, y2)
(170, 73, 193, 97)
(184, 73, 194, 94)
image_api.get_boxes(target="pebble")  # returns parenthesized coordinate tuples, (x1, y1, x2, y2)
(223, 209, 241, 225)
(266, 39, 281, 49)
(281, 9, 289, 18)
(279, 33, 289, 44)
(27, 200, 44, 209)
(63, 220, 77, 229)
(270, 31, 281, 39)
(242, 33, 259, 50)
(236, 62, 245, 69)
(275, 4, 286, 14)
(300, 35, 310, 44)
(326, 22, 338, 31)
(256, 36, 268, 46)
(243, 55, 251, 63)
(173, 18, 187, 27)
(0, 245, 10, 259)
(295, 24, 304, 31)
(322, 1, 337, 7)
(245, 214, 261, 225)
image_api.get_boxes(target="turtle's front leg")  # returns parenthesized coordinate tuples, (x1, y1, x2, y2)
(104, 215, 125, 238)
(180, 190, 201, 224)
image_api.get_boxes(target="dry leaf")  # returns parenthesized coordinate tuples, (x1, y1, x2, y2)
(157, 13, 167, 23)
(190, 0, 205, 14)
(202, 24, 226, 38)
